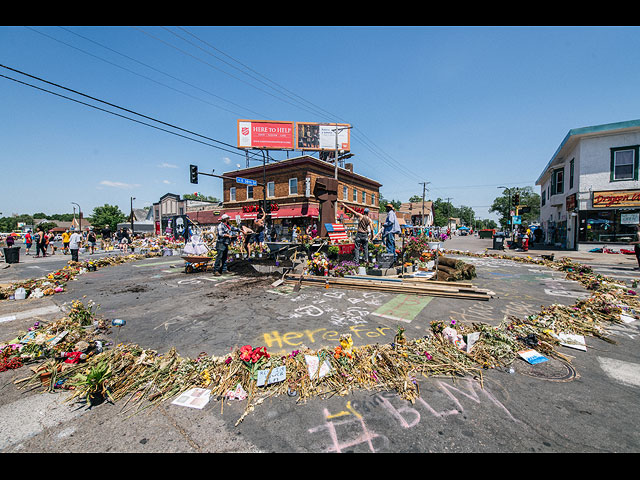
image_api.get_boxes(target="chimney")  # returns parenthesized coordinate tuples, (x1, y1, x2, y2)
(345, 162, 353, 173)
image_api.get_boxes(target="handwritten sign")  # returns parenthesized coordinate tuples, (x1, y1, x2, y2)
(305, 354, 331, 380)
(256, 365, 287, 387)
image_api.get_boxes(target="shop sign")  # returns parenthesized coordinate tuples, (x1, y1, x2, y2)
(566, 193, 576, 211)
(621, 213, 640, 225)
(593, 189, 640, 208)
(242, 203, 279, 213)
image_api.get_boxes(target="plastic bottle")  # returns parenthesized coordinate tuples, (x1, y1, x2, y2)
(14, 287, 26, 300)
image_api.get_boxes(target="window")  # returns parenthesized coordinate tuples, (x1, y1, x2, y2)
(551, 168, 564, 195)
(229, 187, 236, 202)
(362, 191, 366, 203)
(541, 190, 546, 206)
(247, 186, 253, 199)
(343, 186, 348, 200)
(611, 147, 637, 181)
(371, 193, 375, 205)
(353, 188, 357, 202)
(267, 181, 275, 198)
(569, 158, 574, 189)
(289, 178, 298, 195)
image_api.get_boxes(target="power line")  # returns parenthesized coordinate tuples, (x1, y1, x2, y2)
(151, 27, 425, 181)
(0, 65, 254, 160)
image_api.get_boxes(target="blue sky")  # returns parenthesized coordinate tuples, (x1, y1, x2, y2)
(3, 25, 640, 222)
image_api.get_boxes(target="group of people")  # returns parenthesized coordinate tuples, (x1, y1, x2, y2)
(1, 224, 135, 263)
(338, 201, 401, 265)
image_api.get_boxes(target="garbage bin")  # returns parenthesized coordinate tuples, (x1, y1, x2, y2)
(3, 246, 20, 264)
(492, 233, 505, 250)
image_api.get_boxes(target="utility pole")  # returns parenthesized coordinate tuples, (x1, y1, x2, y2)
(419, 181, 431, 229)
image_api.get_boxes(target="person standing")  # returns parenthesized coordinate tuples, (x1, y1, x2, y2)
(35, 227, 47, 258)
(69, 229, 83, 262)
(382, 203, 401, 260)
(44, 230, 54, 255)
(341, 203, 373, 264)
(213, 214, 232, 275)
(24, 230, 32, 255)
(631, 224, 640, 270)
(87, 228, 97, 254)
(62, 229, 71, 254)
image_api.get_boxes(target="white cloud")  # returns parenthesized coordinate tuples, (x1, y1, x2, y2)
(158, 162, 178, 168)
(223, 157, 231, 165)
(99, 180, 141, 189)
(163, 180, 171, 184)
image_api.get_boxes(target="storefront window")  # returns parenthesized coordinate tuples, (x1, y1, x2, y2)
(579, 209, 640, 243)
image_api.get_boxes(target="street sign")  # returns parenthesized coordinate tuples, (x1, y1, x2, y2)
(512, 215, 522, 225)
(236, 177, 257, 186)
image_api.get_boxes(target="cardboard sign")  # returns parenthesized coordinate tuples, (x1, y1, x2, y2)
(257, 366, 286, 387)
(518, 349, 548, 365)
(171, 388, 211, 409)
(305, 355, 331, 380)
(555, 333, 587, 351)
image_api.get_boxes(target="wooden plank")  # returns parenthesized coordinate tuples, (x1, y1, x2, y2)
(283, 275, 491, 300)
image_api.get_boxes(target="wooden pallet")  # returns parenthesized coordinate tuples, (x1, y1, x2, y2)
(283, 274, 492, 300)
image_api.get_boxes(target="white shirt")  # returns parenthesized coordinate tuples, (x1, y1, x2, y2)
(69, 232, 83, 249)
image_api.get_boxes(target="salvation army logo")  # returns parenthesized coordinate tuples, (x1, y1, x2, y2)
(241, 127, 250, 136)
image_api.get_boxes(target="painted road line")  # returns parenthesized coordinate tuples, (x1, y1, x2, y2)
(371, 294, 433, 324)
(133, 259, 185, 268)
(0, 304, 62, 324)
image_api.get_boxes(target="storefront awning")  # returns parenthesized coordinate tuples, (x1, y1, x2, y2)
(217, 204, 320, 221)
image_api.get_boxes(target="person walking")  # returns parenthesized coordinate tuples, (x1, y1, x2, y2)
(382, 203, 401, 261)
(341, 203, 373, 264)
(213, 214, 232, 275)
(69, 229, 83, 262)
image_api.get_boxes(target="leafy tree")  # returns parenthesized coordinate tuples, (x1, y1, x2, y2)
(408, 194, 423, 203)
(183, 193, 219, 202)
(378, 194, 401, 213)
(489, 186, 540, 229)
(89, 204, 127, 231)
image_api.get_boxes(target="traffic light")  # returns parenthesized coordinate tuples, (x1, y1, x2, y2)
(513, 193, 520, 205)
(190, 165, 198, 184)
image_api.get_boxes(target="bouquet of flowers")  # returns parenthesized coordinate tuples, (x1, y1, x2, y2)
(308, 252, 331, 275)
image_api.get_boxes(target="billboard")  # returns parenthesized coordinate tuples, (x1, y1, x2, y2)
(237, 120, 351, 151)
(296, 122, 351, 151)
(237, 120, 295, 150)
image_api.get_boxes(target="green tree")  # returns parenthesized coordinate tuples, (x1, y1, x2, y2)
(378, 194, 401, 213)
(183, 193, 220, 202)
(89, 204, 126, 231)
(408, 194, 423, 203)
(489, 187, 540, 229)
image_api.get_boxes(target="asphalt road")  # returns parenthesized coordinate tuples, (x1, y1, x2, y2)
(0, 237, 639, 453)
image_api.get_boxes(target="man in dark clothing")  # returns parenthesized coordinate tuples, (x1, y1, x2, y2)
(213, 215, 232, 275)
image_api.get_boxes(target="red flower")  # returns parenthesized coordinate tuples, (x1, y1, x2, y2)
(239, 345, 253, 362)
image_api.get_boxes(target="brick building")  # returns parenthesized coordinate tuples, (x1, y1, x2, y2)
(219, 155, 382, 239)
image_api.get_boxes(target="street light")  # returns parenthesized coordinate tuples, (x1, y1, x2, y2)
(71, 202, 81, 231)
(130, 197, 136, 234)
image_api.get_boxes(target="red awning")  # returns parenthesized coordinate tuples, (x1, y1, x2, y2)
(271, 205, 319, 219)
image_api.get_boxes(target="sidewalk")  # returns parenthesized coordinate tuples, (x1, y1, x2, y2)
(443, 235, 639, 267)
